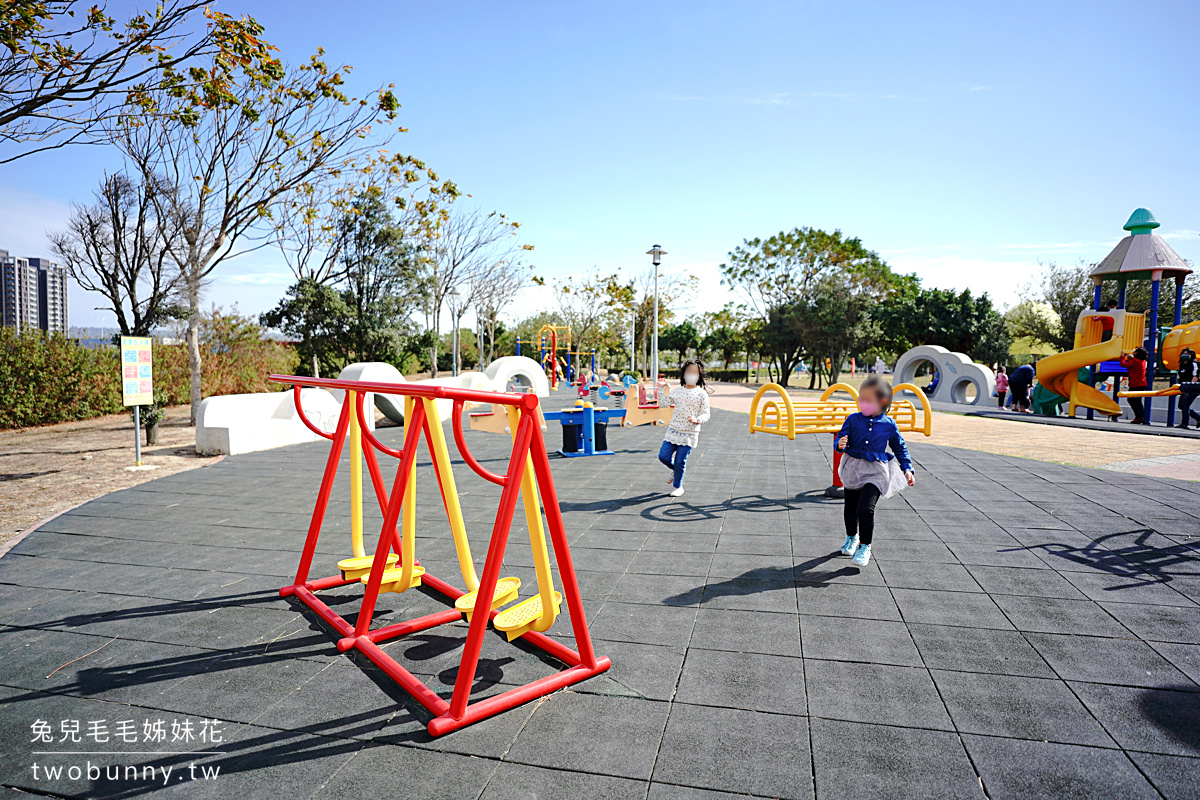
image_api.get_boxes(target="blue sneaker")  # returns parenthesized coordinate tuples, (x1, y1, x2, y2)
(851, 543, 872, 567)
(840, 534, 859, 556)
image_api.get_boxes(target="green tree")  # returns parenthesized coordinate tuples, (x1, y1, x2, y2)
(0, 0, 281, 162)
(876, 284, 1010, 360)
(660, 320, 700, 366)
(723, 227, 904, 387)
(262, 193, 426, 376)
(260, 278, 352, 377)
(120, 46, 404, 423)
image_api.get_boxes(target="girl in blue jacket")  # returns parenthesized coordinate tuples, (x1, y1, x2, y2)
(834, 376, 915, 566)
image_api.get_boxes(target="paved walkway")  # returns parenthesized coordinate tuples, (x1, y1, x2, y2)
(1, 402, 1198, 798)
(708, 382, 1200, 479)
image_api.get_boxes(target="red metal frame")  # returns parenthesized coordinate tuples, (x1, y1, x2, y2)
(269, 374, 610, 736)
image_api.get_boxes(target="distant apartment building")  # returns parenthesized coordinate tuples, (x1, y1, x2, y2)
(0, 250, 68, 334)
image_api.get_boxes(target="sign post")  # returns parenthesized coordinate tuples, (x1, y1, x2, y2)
(120, 336, 153, 466)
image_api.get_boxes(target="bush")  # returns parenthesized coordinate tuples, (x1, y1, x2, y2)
(705, 368, 750, 383)
(0, 310, 299, 429)
(0, 328, 122, 428)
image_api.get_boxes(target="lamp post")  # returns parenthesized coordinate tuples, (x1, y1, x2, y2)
(448, 287, 461, 377)
(646, 244, 666, 382)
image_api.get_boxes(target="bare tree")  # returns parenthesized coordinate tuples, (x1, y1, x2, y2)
(48, 171, 184, 335)
(631, 267, 697, 374)
(471, 257, 533, 367)
(0, 1, 279, 163)
(119, 51, 404, 423)
(424, 207, 527, 377)
(554, 270, 625, 376)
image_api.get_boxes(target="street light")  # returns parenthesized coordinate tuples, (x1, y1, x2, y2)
(448, 287, 461, 377)
(646, 245, 666, 382)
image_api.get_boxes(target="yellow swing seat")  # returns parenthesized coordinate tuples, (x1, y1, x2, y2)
(455, 577, 523, 621)
(365, 565, 426, 594)
(338, 553, 398, 581)
(493, 591, 563, 641)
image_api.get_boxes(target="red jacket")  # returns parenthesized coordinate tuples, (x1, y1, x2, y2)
(1120, 354, 1148, 389)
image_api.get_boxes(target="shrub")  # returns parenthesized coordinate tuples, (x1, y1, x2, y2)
(0, 309, 299, 429)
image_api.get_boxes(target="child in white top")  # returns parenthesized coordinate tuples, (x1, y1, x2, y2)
(657, 359, 711, 497)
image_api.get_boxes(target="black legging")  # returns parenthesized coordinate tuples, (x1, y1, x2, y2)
(844, 484, 881, 545)
(1128, 395, 1145, 421)
(1180, 385, 1200, 422)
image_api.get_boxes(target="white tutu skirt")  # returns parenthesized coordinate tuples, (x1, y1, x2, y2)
(838, 454, 908, 499)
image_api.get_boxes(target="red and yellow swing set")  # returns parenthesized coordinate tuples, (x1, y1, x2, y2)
(270, 374, 610, 736)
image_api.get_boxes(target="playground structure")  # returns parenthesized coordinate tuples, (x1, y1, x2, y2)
(469, 380, 673, 457)
(749, 382, 932, 497)
(1033, 309, 1144, 417)
(1033, 209, 1195, 424)
(537, 324, 572, 389)
(269, 373, 609, 736)
(195, 388, 343, 455)
(893, 345, 995, 406)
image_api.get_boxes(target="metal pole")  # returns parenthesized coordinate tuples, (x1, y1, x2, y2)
(629, 311, 635, 374)
(1145, 274, 1161, 425)
(652, 263, 659, 382)
(133, 405, 142, 466)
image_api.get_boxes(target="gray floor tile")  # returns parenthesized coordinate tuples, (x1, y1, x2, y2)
(810, 718, 983, 800)
(930, 669, 1115, 746)
(963, 735, 1160, 800)
(804, 659, 953, 730)
(799, 614, 923, 667)
(675, 647, 806, 715)
(653, 703, 812, 799)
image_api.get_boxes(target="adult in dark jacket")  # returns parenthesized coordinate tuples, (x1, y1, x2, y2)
(1176, 348, 1200, 429)
(1008, 363, 1035, 413)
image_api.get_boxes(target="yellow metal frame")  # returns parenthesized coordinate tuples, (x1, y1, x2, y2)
(749, 382, 933, 439)
(339, 392, 493, 598)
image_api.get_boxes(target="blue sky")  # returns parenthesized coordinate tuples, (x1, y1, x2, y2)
(3, 0, 1198, 328)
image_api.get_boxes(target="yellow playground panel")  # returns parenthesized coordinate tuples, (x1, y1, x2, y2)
(749, 382, 932, 496)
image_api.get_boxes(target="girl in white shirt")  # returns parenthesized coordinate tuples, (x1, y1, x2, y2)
(657, 359, 712, 497)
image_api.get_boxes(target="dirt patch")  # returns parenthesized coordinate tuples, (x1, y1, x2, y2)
(0, 406, 216, 546)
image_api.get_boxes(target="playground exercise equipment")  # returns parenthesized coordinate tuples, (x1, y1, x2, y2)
(543, 400, 624, 457)
(335, 358, 549, 426)
(270, 373, 609, 736)
(893, 345, 995, 406)
(1041, 208, 1194, 425)
(749, 382, 932, 498)
(1034, 309, 1145, 417)
(618, 383, 674, 428)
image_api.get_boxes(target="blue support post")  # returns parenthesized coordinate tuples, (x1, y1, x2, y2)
(1118, 280, 1127, 309)
(517, 337, 521, 356)
(1087, 281, 1103, 420)
(1167, 278, 1185, 426)
(1145, 275, 1161, 425)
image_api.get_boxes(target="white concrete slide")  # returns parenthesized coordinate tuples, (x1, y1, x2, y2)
(195, 388, 342, 456)
(484, 356, 550, 397)
(893, 345, 996, 405)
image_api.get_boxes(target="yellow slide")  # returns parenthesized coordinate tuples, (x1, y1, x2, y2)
(1035, 310, 1145, 418)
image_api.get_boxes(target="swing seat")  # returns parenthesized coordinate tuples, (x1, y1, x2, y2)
(454, 576, 522, 621)
(493, 591, 562, 641)
(364, 565, 426, 593)
(338, 553, 399, 581)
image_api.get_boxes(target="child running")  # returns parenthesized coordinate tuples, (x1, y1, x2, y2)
(834, 375, 915, 566)
(657, 359, 711, 497)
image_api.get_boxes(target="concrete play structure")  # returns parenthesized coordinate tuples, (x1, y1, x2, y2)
(893, 345, 996, 405)
(195, 387, 343, 455)
(196, 356, 550, 455)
